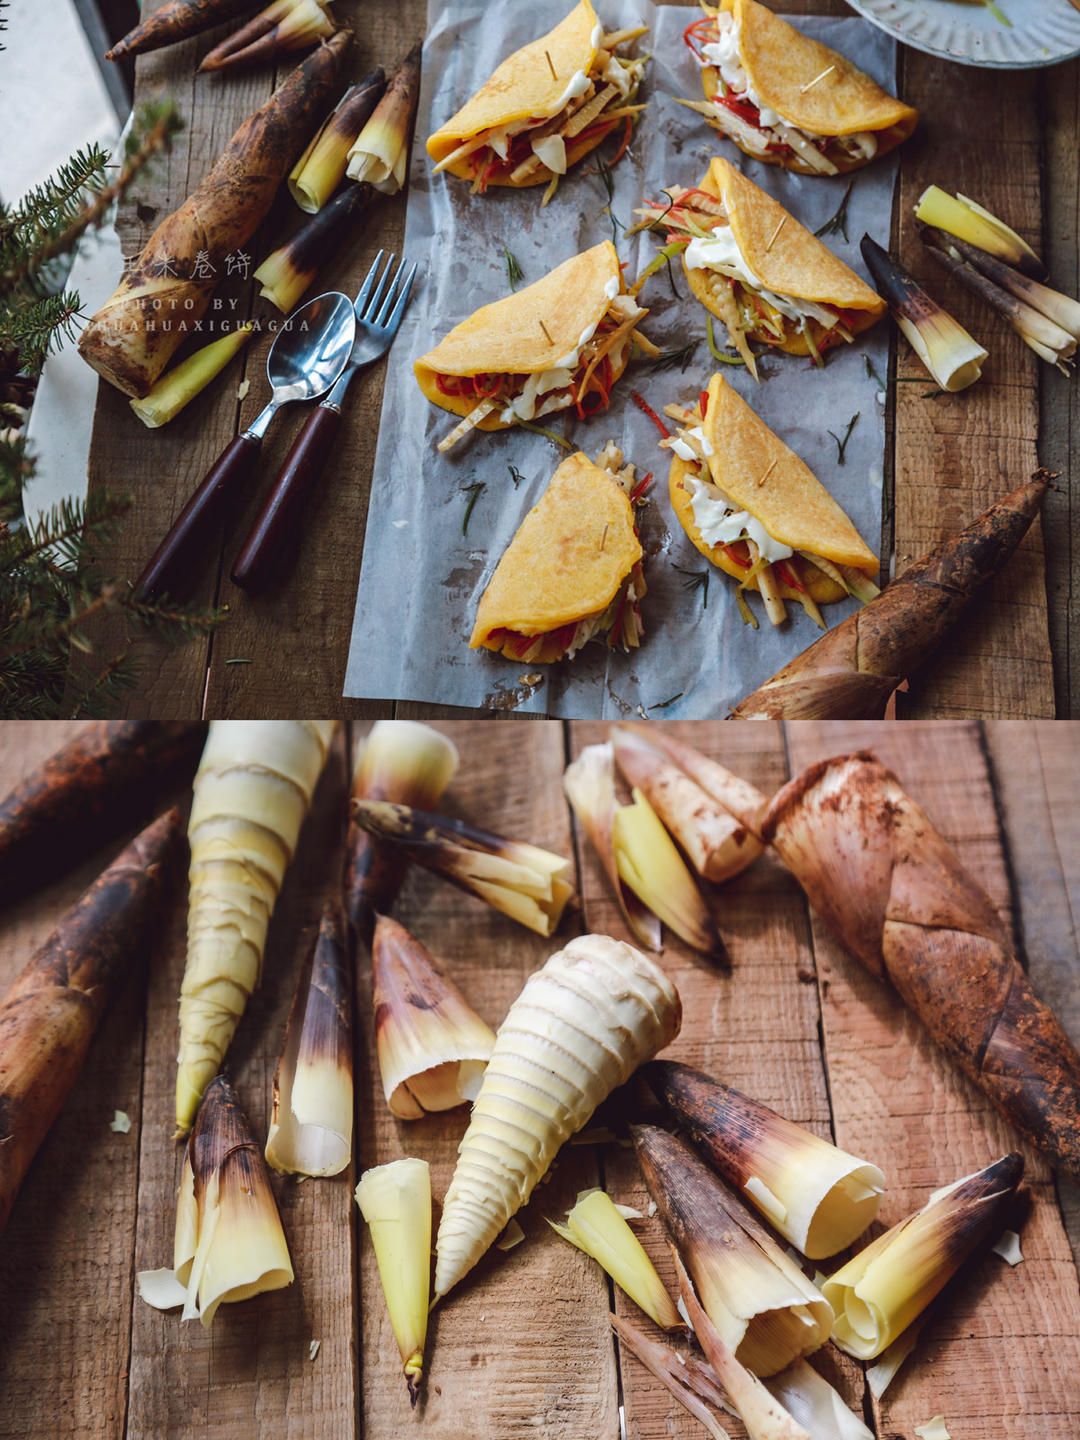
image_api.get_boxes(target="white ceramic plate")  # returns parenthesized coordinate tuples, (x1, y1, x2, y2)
(843, 0, 1080, 68)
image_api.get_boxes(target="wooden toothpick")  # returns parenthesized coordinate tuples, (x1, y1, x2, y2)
(545, 49, 558, 81)
(756, 458, 778, 487)
(765, 214, 787, 252)
(799, 64, 835, 94)
(539, 319, 554, 343)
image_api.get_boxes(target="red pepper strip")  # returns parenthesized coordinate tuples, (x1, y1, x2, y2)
(576, 118, 620, 149)
(607, 580, 631, 649)
(631, 391, 671, 438)
(629, 470, 653, 504)
(715, 92, 761, 126)
(473, 372, 505, 399)
(508, 630, 538, 659)
(774, 558, 806, 592)
(435, 372, 467, 396)
(552, 623, 579, 653)
(683, 15, 715, 58)
(474, 155, 497, 194)
(699, 390, 709, 417)
(610, 115, 634, 167)
(721, 541, 751, 569)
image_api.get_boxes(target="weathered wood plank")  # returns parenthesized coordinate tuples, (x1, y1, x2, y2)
(1039, 61, 1080, 718)
(355, 720, 620, 1440)
(568, 720, 868, 1440)
(784, 721, 1080, 1439)
(125, 728, 358, 1440)
(984, 721, 1080, 1272)
(893, 59, 1054, 718)
(0, 722, 174, 1440)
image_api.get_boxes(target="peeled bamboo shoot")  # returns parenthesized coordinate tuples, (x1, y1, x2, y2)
(0, 808, 182, 1237)
(731, 475, 1051, 719)
(177, 721, 337, 1135)
(80, 33, 350, 397)
(762, 753, 1080, 1179)
(434, 935, 681, 1300)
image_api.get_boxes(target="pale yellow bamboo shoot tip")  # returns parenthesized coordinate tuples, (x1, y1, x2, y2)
(356, 1157, 432, 1406)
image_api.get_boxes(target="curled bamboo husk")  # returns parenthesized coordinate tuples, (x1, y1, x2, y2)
(371, 913, 495, 1119)
(138, 1075, 294, 1326)
(79, 32, 350, 398)
(762, 753, 1080, 1179)
(0, 809, 182, 1238)
(611, 726, 764, 883)
(645, 1060, 884, 1259)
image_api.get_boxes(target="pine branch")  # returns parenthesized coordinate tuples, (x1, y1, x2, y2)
(0, 103, 181, 297)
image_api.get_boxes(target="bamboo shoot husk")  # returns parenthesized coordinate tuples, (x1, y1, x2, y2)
(0, 808, 182, 1237)
(265, 903, 352, 1176)
(79, 32, 350, 397)
(762, 753, 1080, 1179)
(177, 721, 337, 1135)
(434, 934, 681, 1300)
(0, 722, 201, 905)
(731, 474, 1051, 719)
(343, 721, 459, 950)
(138, 1075, 294, 1325)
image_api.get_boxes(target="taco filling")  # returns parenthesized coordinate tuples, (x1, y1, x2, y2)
(428, 287, 652, 452)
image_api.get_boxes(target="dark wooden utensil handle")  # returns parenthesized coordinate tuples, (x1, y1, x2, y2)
(135, 434, 261, 604)
(230, 403, 343, 594)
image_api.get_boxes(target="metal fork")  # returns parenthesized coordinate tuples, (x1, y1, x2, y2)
(231, 250, 419, 593)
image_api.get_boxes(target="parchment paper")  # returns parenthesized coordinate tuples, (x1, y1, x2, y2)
(344, 1, 900, 716)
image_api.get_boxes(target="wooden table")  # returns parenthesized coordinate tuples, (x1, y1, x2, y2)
(1, 718, 1078, 1438)
(81, 1, 1078, 720)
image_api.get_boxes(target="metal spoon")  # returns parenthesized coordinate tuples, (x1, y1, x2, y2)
(135, 291, 356, 604)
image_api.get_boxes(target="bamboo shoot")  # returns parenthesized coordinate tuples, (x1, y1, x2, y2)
(762, 753, 1080, 1179)
(434, 934, 681, 1300)
(177, 720, 337, 1135)
(0, 808, 182, 1237)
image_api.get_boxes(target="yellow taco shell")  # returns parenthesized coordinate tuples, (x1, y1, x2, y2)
(669, 373, 877, 601)
(706, 0, 916, 165)
(427, 0, 604, 182)
(683, 158, 884, 354)
(415, 242, 632, 430)
(471, 451, 642, 659)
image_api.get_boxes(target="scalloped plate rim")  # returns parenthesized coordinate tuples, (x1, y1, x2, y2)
(843, 0, 1080, 69)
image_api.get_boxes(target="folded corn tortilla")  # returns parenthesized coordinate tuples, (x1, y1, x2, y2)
(684, 157, 885, 355)
(703, 0, 917, 170)
(427, 0, 617, 186)
(471, 450, 642, 660)
(669, 372, 878, 603)
(415, 241, 631, 429)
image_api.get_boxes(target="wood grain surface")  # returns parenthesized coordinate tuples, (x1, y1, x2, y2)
(0, 719, 1077, 1438)
(76, 0, 1074, 719)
